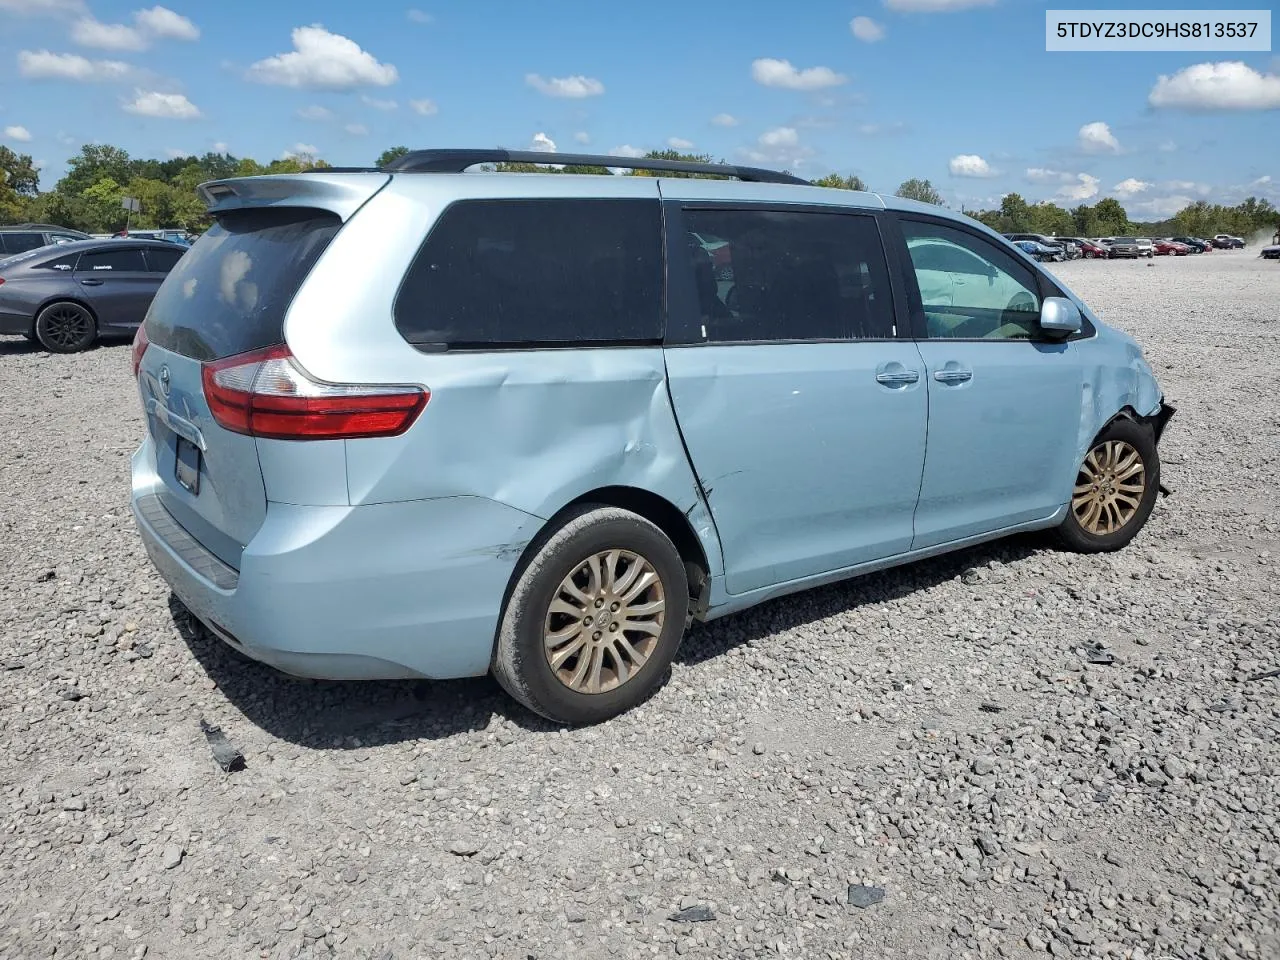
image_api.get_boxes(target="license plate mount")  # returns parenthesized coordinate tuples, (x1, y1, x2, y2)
(175, 436, 201, 495)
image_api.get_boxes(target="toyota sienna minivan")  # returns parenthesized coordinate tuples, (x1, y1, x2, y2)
(130, 149, 1174, 724)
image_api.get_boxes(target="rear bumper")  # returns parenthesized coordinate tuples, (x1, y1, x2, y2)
(130, 440, 542, 681)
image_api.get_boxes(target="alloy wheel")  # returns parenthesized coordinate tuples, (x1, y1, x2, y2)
(42, 305, 93, 349)
(1072, 440, 1146, 535)
(543, 549, 666, 694)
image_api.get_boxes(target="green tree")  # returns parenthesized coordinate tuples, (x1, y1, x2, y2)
(82, 176, 127, 232)
(896, 178, 943, 205)
(626, 149, 725, 179)
(1092, 198, 1130, 236)
(59, 144, 133, 196)
(999, 192, 1031, 230)
(813, 173, 867, 191)
(377, 146, 410, 168)
(0, 146, 40, 196)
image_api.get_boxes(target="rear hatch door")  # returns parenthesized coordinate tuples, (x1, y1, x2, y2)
(138, 173, 388, 568)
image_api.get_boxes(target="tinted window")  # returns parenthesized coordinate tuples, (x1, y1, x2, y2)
(78, 248, 147, 272)
(35, 253, 80, 272)
(901, 220, 1041, 340)
(681, 208, 893, 342)
(395, 199, 662, 348)
(144, 247, 184, 274)
(1, 232, 45, 255)
(144, 207, 341, 361)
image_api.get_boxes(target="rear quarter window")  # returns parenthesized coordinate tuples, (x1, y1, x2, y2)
(394, 199, 663, 350)
(143, 207, 341, 361)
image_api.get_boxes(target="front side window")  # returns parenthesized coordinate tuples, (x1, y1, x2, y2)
(395, 199, 662, 349)
(77, 248, 147, 273)
(681, 208, 894, 342)
(901, 220, 1041, 340)
(1, 233, 45, 255)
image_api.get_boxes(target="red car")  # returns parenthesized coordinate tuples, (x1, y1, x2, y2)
(1071, 238, 1109, 259)
(1153, 239, 1189, 256)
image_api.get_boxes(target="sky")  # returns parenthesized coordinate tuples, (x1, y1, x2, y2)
(0, 0, 1277, 219)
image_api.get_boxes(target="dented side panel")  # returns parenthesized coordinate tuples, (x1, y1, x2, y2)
(343, 347, 725, 578)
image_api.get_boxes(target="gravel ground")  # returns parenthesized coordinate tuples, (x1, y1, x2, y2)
(1, 250, 1278, 960)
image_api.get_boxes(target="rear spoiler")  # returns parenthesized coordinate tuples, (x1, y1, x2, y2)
(196, 173, 390, 222)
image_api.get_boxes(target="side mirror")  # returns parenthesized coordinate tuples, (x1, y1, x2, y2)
(1039, 296, 1082, 337)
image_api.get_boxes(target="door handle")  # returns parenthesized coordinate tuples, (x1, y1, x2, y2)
(875, 370, 920, 385)
(933, 369, 973, 384)
(79, 279, 104, 286)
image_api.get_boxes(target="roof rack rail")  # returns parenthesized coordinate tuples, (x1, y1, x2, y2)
(380, 148, 810, 185)
(297, 166, 381, 174)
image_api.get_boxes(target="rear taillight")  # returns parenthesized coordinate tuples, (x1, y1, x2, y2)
(201, 345, 428, 440)
(131, 324, 149, 378)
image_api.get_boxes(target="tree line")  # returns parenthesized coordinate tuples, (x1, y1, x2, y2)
(2, 142, 1274, 239)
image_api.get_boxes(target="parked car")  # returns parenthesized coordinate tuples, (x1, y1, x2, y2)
(1152, 239, 1188, 256)
(1063, 237, 1108, 259)
(0, 225, 91, 256)
(1170, 236, 1210, 253)
(1213, 234, 1245, 249)
(1102, 237, 1143, 258)
(1133, 238, 1156, 258)
(1004, 233, 1066, 261)
(128, 148, 1174, 724)
(0, 239, 186, 352)
(113, 228, 194, 246)
(1261, 243, 1280, 260)
(1010, 239, 1060, 262)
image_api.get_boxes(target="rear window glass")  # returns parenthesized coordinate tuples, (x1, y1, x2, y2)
(394, 199, 662, 349)
(144, 207, 341, 361)
(144, 246, 184, 274)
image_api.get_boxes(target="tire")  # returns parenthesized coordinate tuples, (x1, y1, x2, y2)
(34, 302, 96, 353)
(1057, 417, 1160, 553)
(492, 505, 690, 725)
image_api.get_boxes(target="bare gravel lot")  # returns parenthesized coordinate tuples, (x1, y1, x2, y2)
(1, 250, 1278, 960)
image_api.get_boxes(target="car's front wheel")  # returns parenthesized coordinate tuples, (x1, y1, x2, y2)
(1057, 418, 1160, 553)
(34, 302, 96, 353)
(493, 505, 690, 724)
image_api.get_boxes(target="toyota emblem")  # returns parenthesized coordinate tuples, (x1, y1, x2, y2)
(157, 365, 171, 396)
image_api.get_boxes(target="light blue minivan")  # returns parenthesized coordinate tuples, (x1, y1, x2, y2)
(130, 149, 1174, 724)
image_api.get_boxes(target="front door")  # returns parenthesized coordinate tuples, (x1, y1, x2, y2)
(662, 201, 928, 595)
(895, 216, 1084, 549)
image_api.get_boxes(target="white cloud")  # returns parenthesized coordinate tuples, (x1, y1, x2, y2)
(667, 137, 694, 149)
(297, 104, 334, 121)
(1149, 61, 1280, 111)
(408, 98, 437, 116)
(0, 0, 85, 16)
(123, 90, 201, 119)
(524, 73, 605, 98)
(850, 16, 885, 42)
(949, 154, 994, 178)
(212, 141, 228, 153)
(751, 58, 847, 91)
(1158, 140, 1177, 152)
(4, 125, 33, 142)
(530, 132, 557, 153)
(740, 126, 812, 168)
(282, 142, 319, 160)
(134, 7, 198, 40)
(70, 7, 198, 52)
(711, 113, 739, 127)
(361, 95, 397, 111)
(574, 131, 591, 144)
(18, 50, 133, 81)
(1026, 167, 1076, 184)
(344, 123, 368, 136)
(247, 25, 398, 90)
(164, 147, 188, 158)
(609, 145, 646, 158)
(884, 0, 995, 9)
(1078, 121, 1121, 154)
(406, 8, 432, 23)
(71, 18, 147, 51)
(1058, 173, 1100, 202)
(1252, 175, 1273, 186)
(1112, 178, 1150, 198)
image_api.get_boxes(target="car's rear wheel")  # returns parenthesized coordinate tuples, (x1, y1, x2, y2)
(34, 302, 96, 353)
(493, 505, 689, 725)
(1057, 418, 1159, 553)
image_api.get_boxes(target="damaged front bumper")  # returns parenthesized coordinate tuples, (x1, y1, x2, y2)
(1149, 399, 1177, 497)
